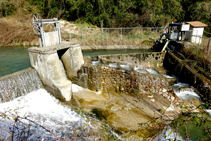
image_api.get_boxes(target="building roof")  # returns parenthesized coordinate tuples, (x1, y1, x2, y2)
(186, 21, 208, 27)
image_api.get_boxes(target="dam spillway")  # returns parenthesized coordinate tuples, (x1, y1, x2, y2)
(0, 68, 43, 103)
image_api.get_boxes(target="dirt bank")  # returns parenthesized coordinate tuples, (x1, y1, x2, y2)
(0, 15, 38, 46)
(0, 16, 81, 47)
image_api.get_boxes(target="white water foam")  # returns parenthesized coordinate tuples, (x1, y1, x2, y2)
(0, 88, 93, 139)
(134, 66, 148, 74)
(92, 60, 101, 66)
(146, 69, 160, 76)
(108, 63, 119, 68)
(0, 85, 121, 140)
(120, 65, 132, 71)
(134, 65, 144, 70)
(172, 82, 200, 100)
(162, 74, 176, 78)
(173, 82, 190, 88)
(175, 90, 200, 100)
(134, 65, 160, 75)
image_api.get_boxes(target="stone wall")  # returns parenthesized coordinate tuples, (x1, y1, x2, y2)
(77, 65, 174, 99)
(73, 53, 175, 103)
(72, 55, 180, 120)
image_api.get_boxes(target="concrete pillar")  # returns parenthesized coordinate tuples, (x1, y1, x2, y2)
(28, 42, 84, 101)
(61, 43, 84, 79)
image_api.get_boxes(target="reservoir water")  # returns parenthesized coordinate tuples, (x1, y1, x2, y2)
(0, 46, 31, 77)
(0, 46, 152, 77)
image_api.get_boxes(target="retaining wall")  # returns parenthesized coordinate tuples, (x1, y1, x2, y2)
(73, 52, 175, 101)
(72, 54, 179, 119)
(81, 65, 174, 98)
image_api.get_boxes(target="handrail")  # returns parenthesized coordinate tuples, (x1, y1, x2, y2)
(168, 51, 210, 82)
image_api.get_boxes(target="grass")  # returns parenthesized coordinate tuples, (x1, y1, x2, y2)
(180, 40, 211, 76)
(183, 38, 211, 62)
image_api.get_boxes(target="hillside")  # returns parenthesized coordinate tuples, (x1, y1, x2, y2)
(0, 15, 96, 46)
(0, 0, 210, 46)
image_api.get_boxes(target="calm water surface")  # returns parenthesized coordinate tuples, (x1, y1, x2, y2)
(82, 49, 152, 57)
(0, 46, 152, 76)
(0, 46, 31, 77)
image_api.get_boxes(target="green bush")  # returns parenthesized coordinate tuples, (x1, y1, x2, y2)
(0, 2, 17, 17)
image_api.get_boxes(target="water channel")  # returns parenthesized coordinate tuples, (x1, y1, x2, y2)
(0, 46, 152, 77)
(0, 46, 210, 140)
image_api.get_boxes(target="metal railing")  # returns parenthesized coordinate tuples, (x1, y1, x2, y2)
(67, 27, 211, 57)
(69, 27, 164, 47)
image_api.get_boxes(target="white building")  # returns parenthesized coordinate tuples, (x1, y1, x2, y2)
(185, 21, 208, 44)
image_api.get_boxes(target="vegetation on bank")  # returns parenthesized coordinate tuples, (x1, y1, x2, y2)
(0, 0, 210, 46)
(0, 0, 210, 34)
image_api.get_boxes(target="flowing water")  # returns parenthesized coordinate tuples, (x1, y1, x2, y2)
(172, 82, 201, 101)
(0, 87, 120, 140)
(0, 70, 119, 140)
(1, 47, 150, 140)
(0, 68, 43, 103)
(91, 61, 207, 140)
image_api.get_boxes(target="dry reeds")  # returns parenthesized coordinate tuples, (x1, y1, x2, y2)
(0, 16, 39, 46)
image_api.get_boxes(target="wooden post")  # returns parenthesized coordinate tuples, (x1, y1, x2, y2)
(207, 38, 211, 54)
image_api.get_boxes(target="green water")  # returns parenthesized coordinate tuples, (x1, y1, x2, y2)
(82, 49, 152, 57)
(174, 114, 211, 140)
(0, 47, 152, 77)
(0, 46, 31, 77)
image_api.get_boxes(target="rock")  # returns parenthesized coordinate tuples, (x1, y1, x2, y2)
(179, 87, 193, 92)
(162, 88, 167, 92)
(166, 77, 177, 84)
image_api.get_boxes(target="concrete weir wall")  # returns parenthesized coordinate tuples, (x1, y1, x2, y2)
(28, 42, 84, 101)
(99, 52, 165, 69)
(0, 68, 43, 103)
